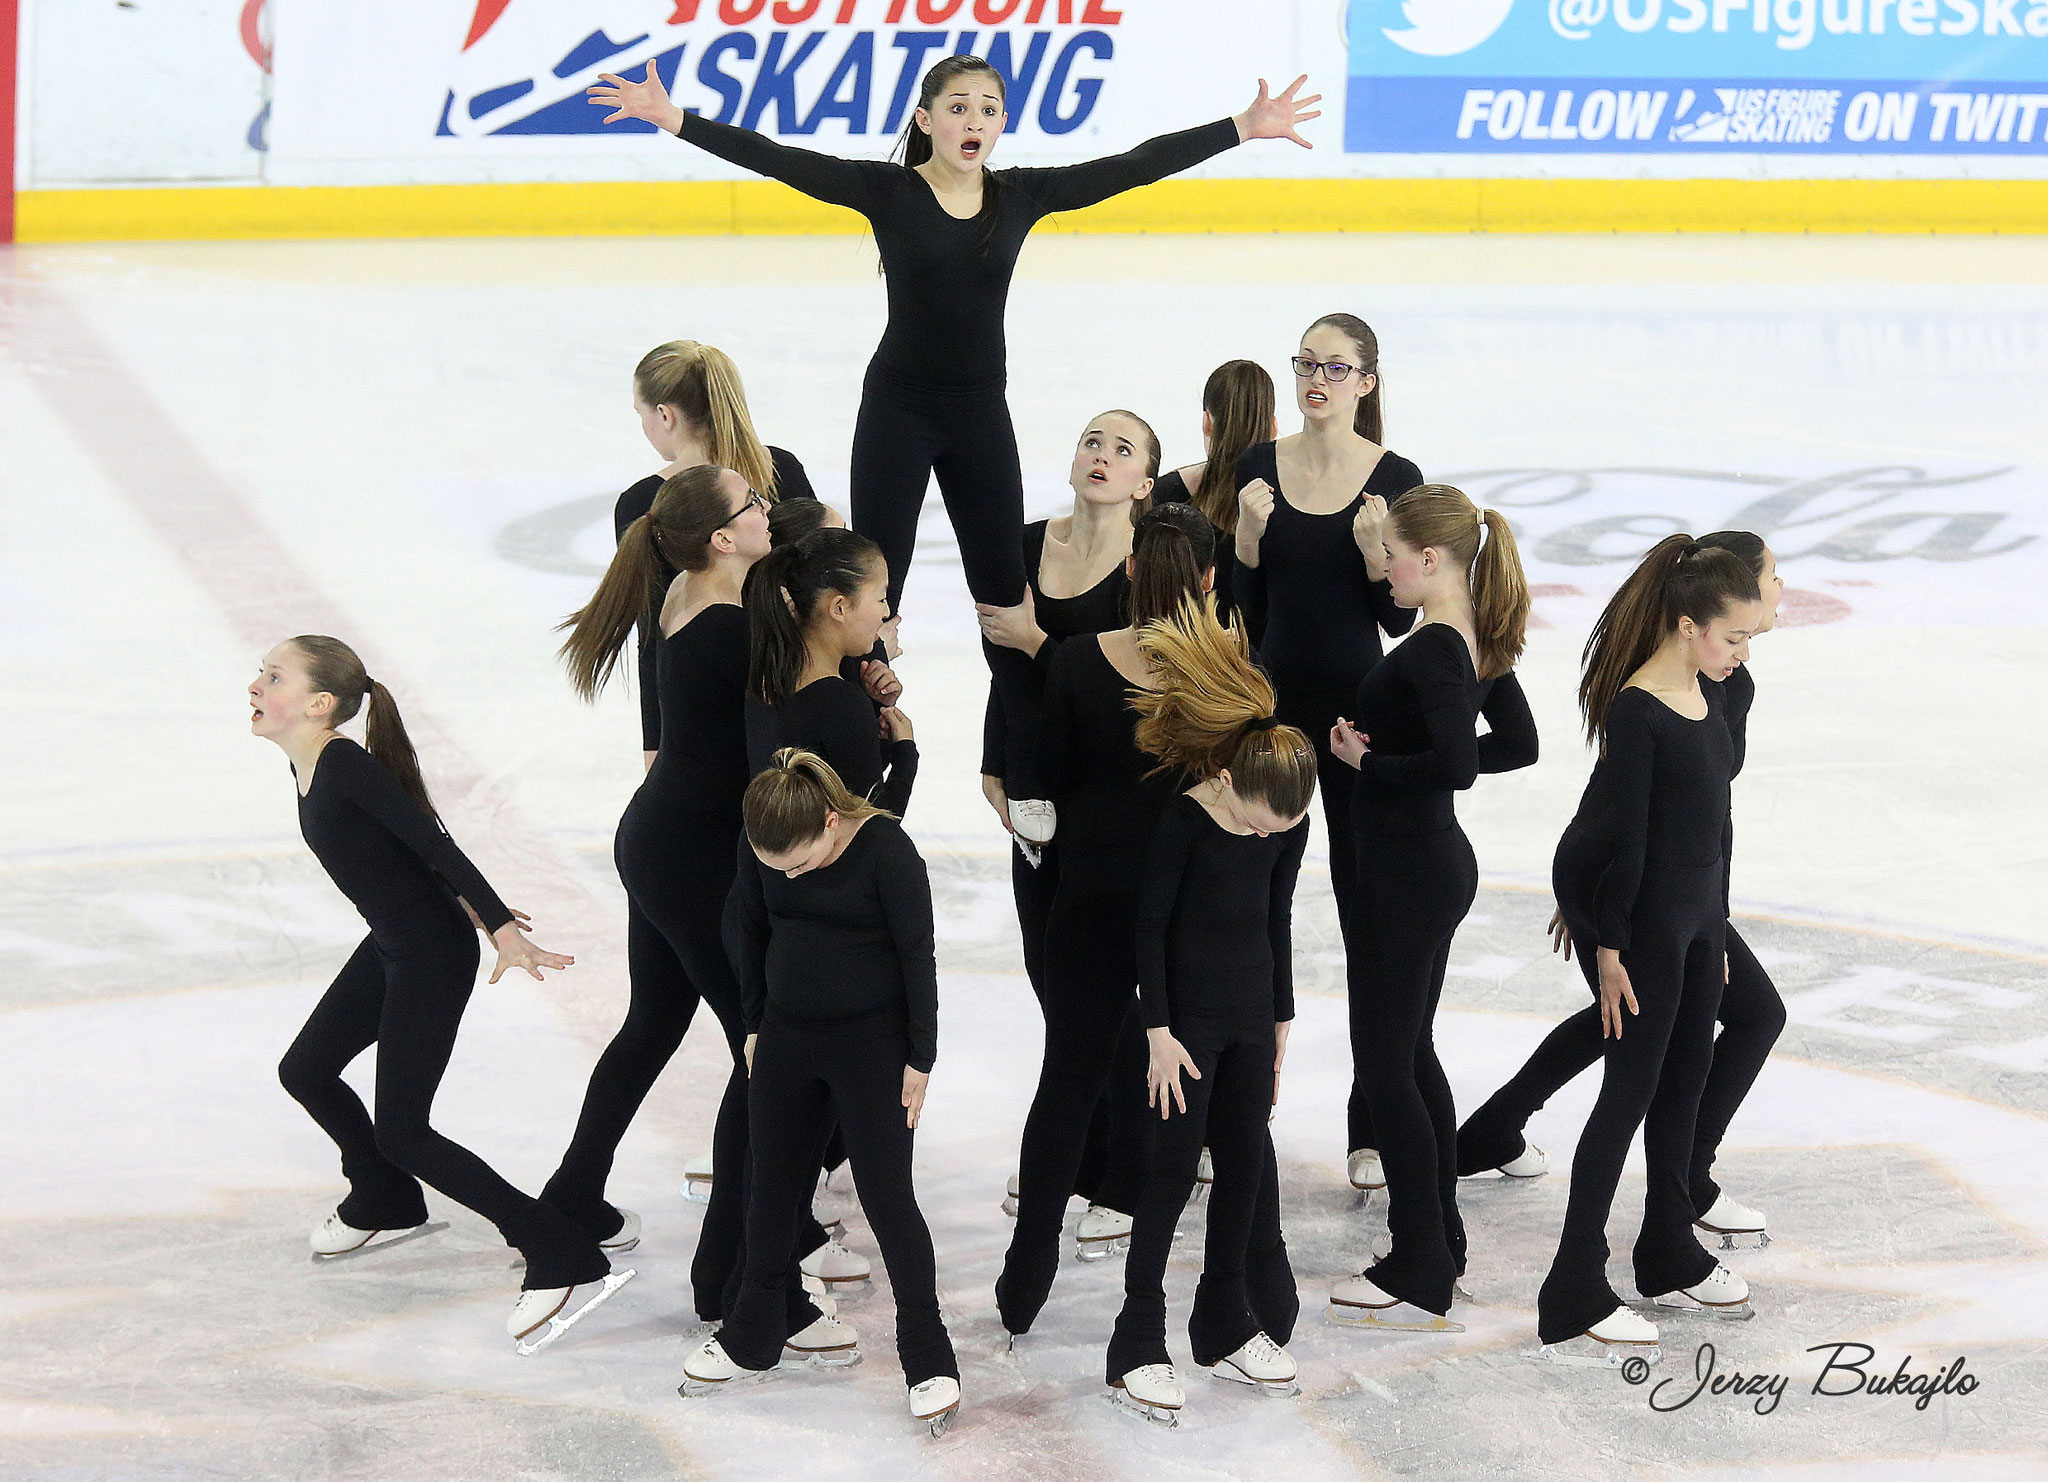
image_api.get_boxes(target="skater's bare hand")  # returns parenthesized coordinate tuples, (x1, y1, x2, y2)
(1353, 495, 1391, 579)
(975, 589, 1045, 655)
(880, 613, 903, 661)
(463, 899, 529, 936)
(1147, 1027, 1200, 1119)
(1548, 906, 1572, 961)
(1597, 947, 1638, 1039)
(1329, 717, 1368, 769)
(880, 705, 914, 743)
(902, 1066, 929, 1129)
(744, 1033, 757, 1074)
(861, 659, 903, 708)
(589, 60, 684, 133)
(488, 922, 573, 984)
(1235, 75, 1322, 149)
(981, 774, 1014, 834)
(1236, 479, 1276, 558)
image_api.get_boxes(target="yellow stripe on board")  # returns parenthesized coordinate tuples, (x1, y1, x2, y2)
(17, 176, 2048, 242)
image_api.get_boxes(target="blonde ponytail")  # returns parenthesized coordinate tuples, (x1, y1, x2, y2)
(742, 748, 894, 856)
(633, 339, 778, 499)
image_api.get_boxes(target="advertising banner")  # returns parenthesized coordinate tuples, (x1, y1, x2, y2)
(1343, 0, 2048, 153)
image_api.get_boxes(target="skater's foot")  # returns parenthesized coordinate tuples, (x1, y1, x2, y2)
(601, 1207, 642, 1254)
(680, 1337, 777, 1394)
(309, 1210, 438, 1260)
(1109, 1363, 1183, 1426)
(1646, 1262, 1754, 1321)
(1203, 1331, 1299, 1395)
(1075, 1205, 1133, 1262)
(799, 1233, 873, 1297)
(782, 1311, 861, 1367)
(1327, 1272, 1464, 1333)
(1001, 1170, 1020, 1218)
(1532, 1306, 1661, 1368)
(681, 1150, 714, 1204)
(1008, 798, 1057, 843)
(1694, 1192, 1769, 1250)
(1346, 1148, 1386, 1193)
(1496, 1140, 1549, 1178)
(910, 1376, 961, 1435)
(508, 1269, 637, 1355)
(813, 1166, 855, 1229)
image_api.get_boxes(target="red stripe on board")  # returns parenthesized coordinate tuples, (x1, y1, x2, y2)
(2, 0, 19, 244)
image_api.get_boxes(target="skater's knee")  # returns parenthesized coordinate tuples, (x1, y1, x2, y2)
(277, 1045, 329, 1103)
(372, 1119, 436, 1169)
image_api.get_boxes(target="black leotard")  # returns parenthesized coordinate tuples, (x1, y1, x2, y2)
(746, 676, 917, 817)
(671, 114, 1241, 393)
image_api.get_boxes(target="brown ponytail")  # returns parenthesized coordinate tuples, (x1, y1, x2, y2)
(556, 464, 734, 702)
(1579, 536, 1762, 747)
(288, 636, 439, 827)
(1307, 312, 1383, 444)
(742, 747, 894, 856)
(745, 527, 885, 707)
(633, 340, 778, 499)
(1193, 359, 1275, 536)
(1385, 485, 1532, 681)
(1128, 502, 1218, 629)
(1131, 597, 1317, 819)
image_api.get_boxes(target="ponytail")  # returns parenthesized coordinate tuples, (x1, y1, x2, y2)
(632, 340, 778, 499)
(1128, 501, 1218, 628)
(1580, 535, 1761, 747)
(1385, 485, 1531, 681)
(287, 635, 440, 827)
(556, 464, 735, 701)
(743, 747, 894, 856)
(745, 527, 884, 708)
(1307, 312, 1383, 444)
(1131, 597, 1317, 819)
(1193, 359, 1275, 536)
(1697, 528, 1769, 580)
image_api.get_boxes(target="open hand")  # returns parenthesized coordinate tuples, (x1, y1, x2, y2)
(903, 1066, 929, 1129)
(1547, 906, 1573, 961)
(1597, 947, 1639, 1040)
(488, 921, 573, 984)
(589, 60, 684, 133)
(1147, 1027, 1201, 1119)
(1235, 75, 1322, 149)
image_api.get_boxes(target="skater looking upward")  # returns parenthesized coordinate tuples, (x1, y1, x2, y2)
(996, 501, 1221, 1330)
(1321, 486, 1537, 1333)
(612, 340, 819, 769)
(1459, 531, 1787, 1253)
(591, 54, 1321, 841)
(1151, 358, 1278, 622)
(684, 750, 960, 1434)
(1103, 596, 1315, 1424)
(1532, 536, 1765, 1368)
(255, 637, 629, 1353)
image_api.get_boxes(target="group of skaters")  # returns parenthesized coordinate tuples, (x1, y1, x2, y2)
(245, 56, 1787, 1436)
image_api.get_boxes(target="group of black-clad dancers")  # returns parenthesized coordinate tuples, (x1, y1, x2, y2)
(246, 54, 1788, 1436)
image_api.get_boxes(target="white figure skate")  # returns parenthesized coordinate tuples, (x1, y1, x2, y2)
(1203, 1331, 1299, 1396)
(1075, 1205, 1133, 1261)
(1002, 1170, 1021, 1218)
(681, 1150, 714, 1204)
(508, 1269, 637, 1355)
(1008, 798, 1057, 843)
(1347, 1147, 1386, 1208)
(1109, 1363, 1183, 1427)
(601, 1208, 642, 1254)
(308, 1211, 446, 1262)
(799, 1232, 872, 1297)
(1327, 1272, 1464, 1333)
(1694, 1192, 1770, 1250)
(1529, 1305, 1662, 1368)
(1644, 1262, 1755, 1321)
(910, 1376, 961, 1436)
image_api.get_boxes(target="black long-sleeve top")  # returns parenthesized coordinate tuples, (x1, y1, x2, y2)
(980, 518, 1130, 780)
(1708, 662, 1756, 912)
(1231, 441, 1424, 692)
(1039, 634, 1180, 867)
(672, 112, 1242, 391)
(1348, 624, 1539, 841)
(723, 816, 939, 1072)
(1134, 792, 1308, 1031)
(615, 447, 816, 752)
(1568, 683, 1736, 952)
(747, 676, 917, 817)
(294, 738, 512, 938)
(643, 604, 751, 812)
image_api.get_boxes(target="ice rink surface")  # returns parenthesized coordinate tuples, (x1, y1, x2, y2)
(2, 231, 2046, 1480)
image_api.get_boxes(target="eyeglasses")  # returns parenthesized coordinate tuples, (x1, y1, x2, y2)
(721, 489, 769, 527)
(1291, 356, 1366, 383)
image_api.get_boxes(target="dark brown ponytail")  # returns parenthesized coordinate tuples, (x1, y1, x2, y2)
(1579, 536, 1761, 747)
(745, 527, 885, 708)
(1193, 359, 1275, 536)
(1128, 502, 1218, 629)
(289, 635, 439, 826)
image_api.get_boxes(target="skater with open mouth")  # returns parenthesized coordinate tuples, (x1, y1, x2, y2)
(252, 637, 630, 1354)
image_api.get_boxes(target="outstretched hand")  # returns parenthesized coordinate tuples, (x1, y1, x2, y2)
(488, 922, 574, 984)
(1235, 75, 1322, 149)
(589, 60, 684, 134)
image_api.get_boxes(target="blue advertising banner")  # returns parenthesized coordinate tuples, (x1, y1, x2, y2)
(1343, 0, 2048, 151)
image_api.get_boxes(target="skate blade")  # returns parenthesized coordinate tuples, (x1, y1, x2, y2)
(680, 1178, 713, 1205)
(514, 1269, 637, 1356)
(601, 1235, 641, 1255)
(1527, 1338, 1662, 1369)
(1106, 1387, 1180, 1428)
(916, 1400, 961, 1437)
(1326, 1302, 1465, 1334)
(679, 1365, 778, 1397)
(1205, 1361, 1299, 1397)
(1696, 1224, 1770, 1251)
(1349, 1188, 1380, 1212)
(1074, 1237, 1130, 1262)
(780, 1346, 862, 1370)
(310, 1221, 448, 1263)
(1643, 1295, 1755, 1323)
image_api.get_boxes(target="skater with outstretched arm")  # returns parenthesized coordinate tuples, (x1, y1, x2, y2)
(591, 52, 1319, 841)
(254, 637, 629, 1354)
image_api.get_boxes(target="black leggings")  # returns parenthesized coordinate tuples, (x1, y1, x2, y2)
(278, 925, 609, 1291)
(723, 1008, 956, 1387)
(1457, 925, 1784, 1211)
(1536, 865, 1725, 1344)
(1347, 828, 1477, 1314)
(1105, 1018, 1297, 1382)
(848, 368, 1046, 795)
(1011, 839, 1116, 1204)
(998, 879, 1156, 1336)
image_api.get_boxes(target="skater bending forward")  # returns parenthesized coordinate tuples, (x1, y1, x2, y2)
(1106, 597, 1315, 1425)
(252, 636, 632, 1354)
(685, 750, 961, 1435)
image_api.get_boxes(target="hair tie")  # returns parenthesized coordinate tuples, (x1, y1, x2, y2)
(363, 675, 377, 690)
(779, 584, 800, 618)
(1473, 506, 1491, 557)
(1245, 714, 1280, 732)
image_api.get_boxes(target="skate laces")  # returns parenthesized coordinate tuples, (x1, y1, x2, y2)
(1243, 1332, 1282, 1363)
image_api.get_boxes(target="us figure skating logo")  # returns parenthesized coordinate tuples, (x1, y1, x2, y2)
(438, 0, 686, 137)
(1377, 0, 1517, 58)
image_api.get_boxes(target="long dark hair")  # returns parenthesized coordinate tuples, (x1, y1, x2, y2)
(1128, 501, 1218, 629)
(290, 635, 439, 826)
(1194, 359, 1275, 536)
(891, 54, 1005, 255)
(745, 527, 884, 708)
(1307, 312, 1384, 444)
(1579, 535, 1761, 747)
(1698, 528, 1768, 579)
